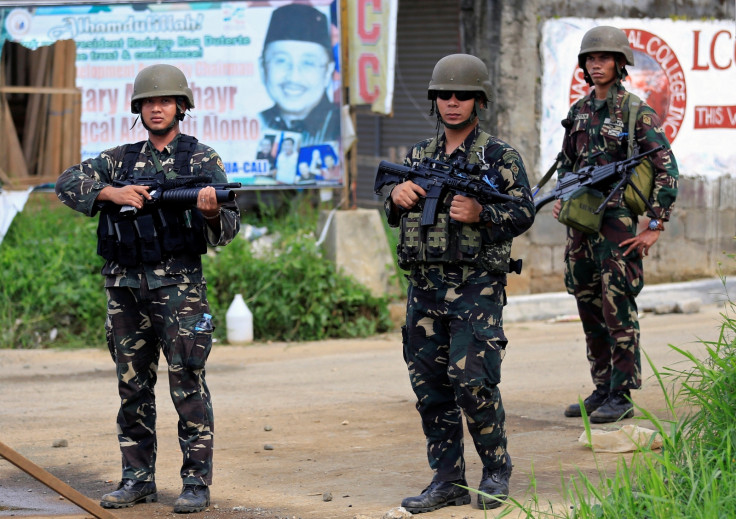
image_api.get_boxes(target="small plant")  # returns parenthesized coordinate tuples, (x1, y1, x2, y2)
(491, 259, 736, 518)
(0, 194, 106, 348)
(205, 194, 392, 342)
(380, 217, 409, 296)
(0, 192, 391, 348)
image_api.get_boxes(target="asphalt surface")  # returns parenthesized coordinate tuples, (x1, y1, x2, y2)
(0, 276, 733, 519)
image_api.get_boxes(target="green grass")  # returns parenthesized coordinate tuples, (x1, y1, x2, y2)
(0, 192, 391, 348)
(0, 193, 104, 348)
(484, 261, 736, 518)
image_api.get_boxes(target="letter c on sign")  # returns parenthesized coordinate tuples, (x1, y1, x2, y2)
(358, 0, 382, 44)
(358, 54, 380, 102)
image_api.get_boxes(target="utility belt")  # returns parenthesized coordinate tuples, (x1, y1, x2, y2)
(397, 209, 514, 274)
(97, 205, 207, 267)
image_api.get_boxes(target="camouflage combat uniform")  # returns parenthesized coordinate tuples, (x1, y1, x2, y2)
(558, 81, 678, 392)
(56, 133, 240, 486)
(384, 127, 534, 482)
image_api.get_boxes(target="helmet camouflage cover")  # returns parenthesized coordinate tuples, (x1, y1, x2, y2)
(130, 64, 195, 114)
(578, 26, 635, 69)
(428, 54, 493, 104)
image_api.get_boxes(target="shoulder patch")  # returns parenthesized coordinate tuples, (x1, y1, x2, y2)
(217, 157, 225, 171)
(642, 114, 652, 126)
(502, 150, 519, 164)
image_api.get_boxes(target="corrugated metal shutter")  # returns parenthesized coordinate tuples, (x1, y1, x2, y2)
(355, 0, 460, 207)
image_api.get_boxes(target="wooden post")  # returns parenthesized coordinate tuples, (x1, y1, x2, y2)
(23, 46, 51, 174)
(0, 92, 30, 179)
(42, 41, 66, 177)
(0, 39, 80, 184)
(0, 440, 119, 519)
(340, 0, 357, 209)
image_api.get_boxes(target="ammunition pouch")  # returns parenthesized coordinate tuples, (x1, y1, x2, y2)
(395, 130, 516, 274)
(97, 205, 207, 267)
(558, 186, 605, 234)
(397, 208, 511, 274)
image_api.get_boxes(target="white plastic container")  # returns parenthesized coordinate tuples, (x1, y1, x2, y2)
(226, 294, 253, 344)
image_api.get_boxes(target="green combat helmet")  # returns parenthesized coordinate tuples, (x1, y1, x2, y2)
(130, 64, 195, 114)
(428, 53, 493, 104)
(428, 54, 492, 129)
(578, 26, 634, 85)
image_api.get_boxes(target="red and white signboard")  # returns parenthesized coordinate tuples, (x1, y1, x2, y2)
(347, 0, 397, 115)
(541, 18, 736, 179)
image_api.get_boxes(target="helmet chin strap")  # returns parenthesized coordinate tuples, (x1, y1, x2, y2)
(141, 117, 178, 136)
(438, 100, 480, 130)
(138, 104, 185, 135)
(583, 59, 629, 86)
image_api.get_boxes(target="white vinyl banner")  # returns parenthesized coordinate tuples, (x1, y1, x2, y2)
(541, 18, 736, 179)
(1, 1, 344, 188)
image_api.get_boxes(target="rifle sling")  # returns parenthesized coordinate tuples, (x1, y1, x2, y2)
(541, 92, 642, 200)
(535, 152, 563, 194)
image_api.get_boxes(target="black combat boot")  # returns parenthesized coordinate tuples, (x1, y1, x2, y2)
(478, 455, 512, 510)
(401, 479, 471, 513)
(100, 479, 157, 508)
(589, 390, 634, 423)
(564, 385, 609, 417)
(173, 484, 210, 513)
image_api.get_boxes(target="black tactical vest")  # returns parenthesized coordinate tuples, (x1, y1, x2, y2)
(396, 131, 514, 274)
(96, 135, 208, 267)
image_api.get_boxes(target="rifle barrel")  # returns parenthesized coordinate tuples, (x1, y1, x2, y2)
(161, 187, 235, 204)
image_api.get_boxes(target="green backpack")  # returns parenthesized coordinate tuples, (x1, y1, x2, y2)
(622, 94, 655, 215)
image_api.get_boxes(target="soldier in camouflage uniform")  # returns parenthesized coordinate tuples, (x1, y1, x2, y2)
(55, 64, 240, 513)
(553, 27, 678, 423)
(382, 54, 534, 513)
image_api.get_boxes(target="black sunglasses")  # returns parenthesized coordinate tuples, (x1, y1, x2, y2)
(435, 91, 476, 101)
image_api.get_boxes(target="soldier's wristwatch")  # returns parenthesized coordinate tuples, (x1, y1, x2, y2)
(648, 218, 665, 231)
(479, 206, 493, 224)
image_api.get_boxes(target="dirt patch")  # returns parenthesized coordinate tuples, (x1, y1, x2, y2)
(0, 303, 725, 518)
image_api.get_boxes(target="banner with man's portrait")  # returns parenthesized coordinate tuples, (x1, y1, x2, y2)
(0, 0, 343, 187)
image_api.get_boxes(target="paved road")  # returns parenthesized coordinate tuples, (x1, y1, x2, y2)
(0, 291, 731, 518)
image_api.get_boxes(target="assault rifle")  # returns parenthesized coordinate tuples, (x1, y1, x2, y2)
(533, 146, 662, 214)
(374, 157, 522, 226)
(113, 175, 241, 215)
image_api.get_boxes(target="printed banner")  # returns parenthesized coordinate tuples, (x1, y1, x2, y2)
(541, 18, 736, 179)
(1, 1, 344, 187)
(347, 0, 397, 114)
